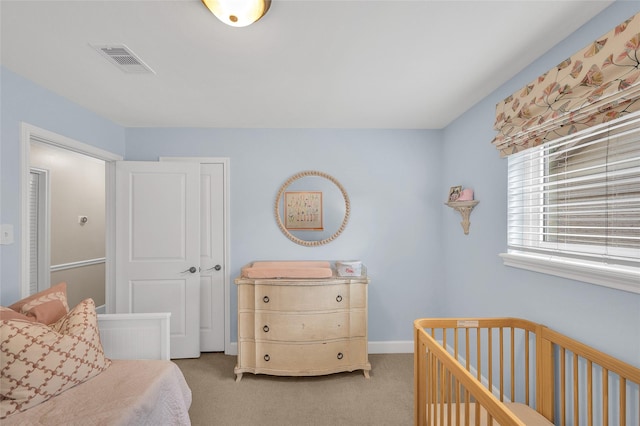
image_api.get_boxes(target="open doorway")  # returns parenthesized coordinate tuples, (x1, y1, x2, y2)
(30, 142, 106, 309)
(20, 123, 122, 313)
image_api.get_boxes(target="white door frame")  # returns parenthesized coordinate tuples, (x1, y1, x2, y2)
(160, 157, 231, 354)
(19, 123, 122, 306)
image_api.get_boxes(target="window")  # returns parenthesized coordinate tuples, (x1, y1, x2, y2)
(501, 112, 640, 294)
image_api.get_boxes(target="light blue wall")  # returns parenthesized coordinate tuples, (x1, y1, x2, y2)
(1, 1, 638, 363)
(0, 67, 126, 305)
(441, 1, 640, 367)
(125, 128, 445, 341)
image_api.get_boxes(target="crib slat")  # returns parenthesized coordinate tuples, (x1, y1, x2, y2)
(434, 331, 438, 425)
(587, 360, 593, 426)
(500, 328, 504, 402)
(574, 353, 579, 425)
(425, 351, 431, 426)
(477, 328, 481, 382)
(454, 328, 459, 358)
(454, 328, 460, 426)
(488, 328, 493, 402)
(442, 328, 447, 357)
(525, 330, 530, 406)
(511, 327, 515, 401)
(465, 328, 470, 371)
(560, 347, 566, 426)
(456, 369, 461, 426)
(464, 388, 470, 426)
(619, 378, 626, 426)
(440, 356, 445, 425)
(602, 368, 608, 426)
(432, 354, 438, 426)
(445, 368, 451, 426)
(440, 364, 444, 426)
(455, 375, 461, 426)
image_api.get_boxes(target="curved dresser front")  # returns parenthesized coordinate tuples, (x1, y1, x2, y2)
(234, 271, 370, 381)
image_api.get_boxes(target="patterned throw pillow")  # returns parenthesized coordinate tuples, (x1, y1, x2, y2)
(0, 307, 33, 322)
(8, 282, 69, 324)
(0, 298, 111, 419)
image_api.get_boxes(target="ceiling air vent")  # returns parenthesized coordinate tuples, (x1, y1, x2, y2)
(91, 44, 155, 74)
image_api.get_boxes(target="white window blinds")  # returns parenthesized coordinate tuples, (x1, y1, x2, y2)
(506, 111, 640, 272)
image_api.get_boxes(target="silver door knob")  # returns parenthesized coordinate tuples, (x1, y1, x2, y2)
(182, 266, 197, 274)
(214, 264, 221, 271)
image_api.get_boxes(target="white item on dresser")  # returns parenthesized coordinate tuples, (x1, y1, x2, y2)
(234, 266, 371, 381)
(336, 260, 363, 277)
(97, 312, 171, 360)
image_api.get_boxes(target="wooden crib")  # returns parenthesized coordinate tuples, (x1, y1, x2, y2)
(414, 318, 640, 426)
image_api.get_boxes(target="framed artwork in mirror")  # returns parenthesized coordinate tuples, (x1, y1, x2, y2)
(284, 191, 323, 230)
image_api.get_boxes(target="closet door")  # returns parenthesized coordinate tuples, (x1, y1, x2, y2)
(115, 161, 201, 359)
(161, 157, 228, 352)
(198, 162, 225, 351)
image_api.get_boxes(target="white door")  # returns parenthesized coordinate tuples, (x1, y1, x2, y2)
(161, 158, 227, 352)
(198, 163, 225, 351)
(115, 161, 201, 359)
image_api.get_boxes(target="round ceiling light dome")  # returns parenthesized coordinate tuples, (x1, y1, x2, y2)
(201, 0, 271, 28)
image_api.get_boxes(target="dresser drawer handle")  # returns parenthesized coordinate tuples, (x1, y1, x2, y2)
(264, 354, 270, 362)
(263, 296, 270, 303)
(337, 352, 344, 360)
(336, 295, 343, 303)
(263, 325, 269, 333)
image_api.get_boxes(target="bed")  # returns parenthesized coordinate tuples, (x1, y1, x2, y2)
(414, 318, 640, 425)
(1, 359, 191, 426)
(1, 283, 191, 425)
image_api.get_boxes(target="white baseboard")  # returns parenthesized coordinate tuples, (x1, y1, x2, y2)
(224, 341, 413, 357)
(369, 341, 413, 354)
(226, 342, 237, 356)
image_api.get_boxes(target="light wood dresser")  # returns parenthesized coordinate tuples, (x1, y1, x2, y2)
(234, 269, 370, 381)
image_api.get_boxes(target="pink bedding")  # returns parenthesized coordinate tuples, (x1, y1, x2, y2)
(3, 359, 192, 426)
(241, 261, 333, 279)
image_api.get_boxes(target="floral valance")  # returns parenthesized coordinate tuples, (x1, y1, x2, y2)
(492, 12, 640, 157)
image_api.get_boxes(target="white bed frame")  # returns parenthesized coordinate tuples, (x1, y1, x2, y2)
(97, 312, 171, 360)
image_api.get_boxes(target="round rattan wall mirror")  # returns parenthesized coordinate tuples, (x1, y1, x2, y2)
(274, 170, 350, 247)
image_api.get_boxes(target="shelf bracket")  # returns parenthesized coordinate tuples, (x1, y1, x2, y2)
(445, 200, 479, 235)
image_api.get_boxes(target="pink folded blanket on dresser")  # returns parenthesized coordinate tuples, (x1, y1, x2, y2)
(242, 261, 333, 278)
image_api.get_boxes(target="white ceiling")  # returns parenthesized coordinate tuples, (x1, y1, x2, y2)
(1, 0, 614, 129)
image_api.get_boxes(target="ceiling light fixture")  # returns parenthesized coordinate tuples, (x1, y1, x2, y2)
(201, 0, 271, 28)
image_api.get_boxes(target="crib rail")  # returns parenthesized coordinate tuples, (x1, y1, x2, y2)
(540, 327, 640, 426)
(414, 318, 540, 426)
(414, 318, 640, 426)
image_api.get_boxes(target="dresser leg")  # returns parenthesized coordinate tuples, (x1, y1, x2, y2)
(235, 373, 243, 382)
(363, 370, 370, 379)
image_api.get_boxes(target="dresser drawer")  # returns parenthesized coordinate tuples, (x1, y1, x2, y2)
(238, 283, 366, 311)
(239, 339, 368, 372)
(239, 311, 366, 341)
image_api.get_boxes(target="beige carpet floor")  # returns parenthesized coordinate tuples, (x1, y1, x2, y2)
(174, 353, 414, 426)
